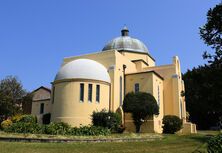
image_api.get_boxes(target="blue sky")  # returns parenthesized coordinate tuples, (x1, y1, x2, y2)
(0, 0, 220, 91)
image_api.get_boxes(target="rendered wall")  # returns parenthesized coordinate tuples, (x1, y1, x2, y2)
(125, 72, 164, 133)
(31, 88, 51, 123)
(62, 50, 138, 112)
(120, 51, 155, 66)
(51, 80, 110, 127)
(142, 57, 186, 121)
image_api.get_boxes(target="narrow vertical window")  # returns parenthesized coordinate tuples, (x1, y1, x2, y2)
(180, 100, 183, 118)
(157, 85, 160, 106)
(80, 83, 84, 102)
(96, 85, 100, 103)
(135, 83, 139, 93)
(52, 86, 55, 104)
(40, 103, 44, 114)
(120, 76, 123, 106)
(88, 84, 92, 102)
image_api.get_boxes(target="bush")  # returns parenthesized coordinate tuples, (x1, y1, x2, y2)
(11, 114, 23, 123)
(207, 133, 222, 153)
(1, 119, 12, 130)
(18, 115, 37, 124)
(2, 118, 111, 136)
(92, 109, 121, 132)
(162, 115, 182, 134)
(42, 113, 51, 124)
(67, 126, 111, 136)
(123, 92, 159, 133)
(4, 122, 44, 134)
(45, 122, 70, 135)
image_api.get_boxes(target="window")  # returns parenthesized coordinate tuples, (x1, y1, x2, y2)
(52, 86, 55, 104)
(96, 85, 100, 103)
(135, 83, 139, 93)
(88, 84, 92, 102)
(180, 100, 183, 118)
(80, 83, 84, 102)
(40, 103, 44, 114)
(157, 85, 160, 106)
(120, 76, 123, 106)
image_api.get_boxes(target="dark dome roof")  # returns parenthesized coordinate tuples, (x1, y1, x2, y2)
(102, 27, 149, 53)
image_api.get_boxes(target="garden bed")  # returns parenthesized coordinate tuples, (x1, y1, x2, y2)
(0, 131, 162, 142)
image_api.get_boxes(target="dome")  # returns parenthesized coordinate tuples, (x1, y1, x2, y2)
(102, 27, 149, 53)
(55, 59, 111, 83)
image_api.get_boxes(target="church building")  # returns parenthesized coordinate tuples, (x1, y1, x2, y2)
(33, 27, 196, 133)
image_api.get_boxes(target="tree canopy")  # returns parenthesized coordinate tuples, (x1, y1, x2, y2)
(0, 76, 28, 121)
(123, 92, 159, 133)
(200, 3, 222, 67)
(183, 3, 222, 129)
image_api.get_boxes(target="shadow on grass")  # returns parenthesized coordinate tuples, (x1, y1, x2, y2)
(188, 135, 209, 143)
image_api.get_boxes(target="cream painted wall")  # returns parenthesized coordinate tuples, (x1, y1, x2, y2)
(31, 88, 51, 123)
(62, 50, 138, 112)
(142, 56, 186, 121)
(31, 100, 51, 115)
(51, 50, 194, 133)
(51, 80, 110, 127)
(31, 100, 51, 123)
(120, 51, 155, 66)
(32, 88, 50, 101)
(125, 72, 164, 133)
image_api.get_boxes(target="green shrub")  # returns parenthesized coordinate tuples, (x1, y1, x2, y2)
(4, 122, 44, 134)
(123, 92, 159, 133)
(1, 119, 12, 130)
(42, 113, 51, 124)
(2, 120, 111, 136)
(67, 126, 111, 136)
(162, 115, 182, 134)
(11, 114, 23, 123)
(92, 109, 121, 132)
(45, 122, 70, 135)
(18, 115, 37, 124)
(207, 133, 222, 153)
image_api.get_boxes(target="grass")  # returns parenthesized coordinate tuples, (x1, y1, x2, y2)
(0, 131, 220, 153)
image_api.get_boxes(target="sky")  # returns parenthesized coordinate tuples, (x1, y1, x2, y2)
(0, 0, 220, 91)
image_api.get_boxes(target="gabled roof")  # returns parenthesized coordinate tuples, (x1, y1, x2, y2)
(32, 86, 51, 93)
(125, 70, 164, 80)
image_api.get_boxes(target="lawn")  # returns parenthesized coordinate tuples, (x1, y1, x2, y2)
(0, 131, 220, 153)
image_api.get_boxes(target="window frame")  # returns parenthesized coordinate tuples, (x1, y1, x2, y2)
(96, 84, 100, 103)
(157, 85, 160, 106)
(88, 84, 93, 102)
(134, 83, 139, 93)
(80, 83, 84, 102)
(40, 103, 44, 114)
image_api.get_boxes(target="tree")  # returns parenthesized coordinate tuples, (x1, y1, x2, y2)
(200, 4, 222, 67)
(123, 92, 159, 133)
(183, 64, 222, 129)
(183, 3, 222, 129)
(0, 76, 27, 121)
